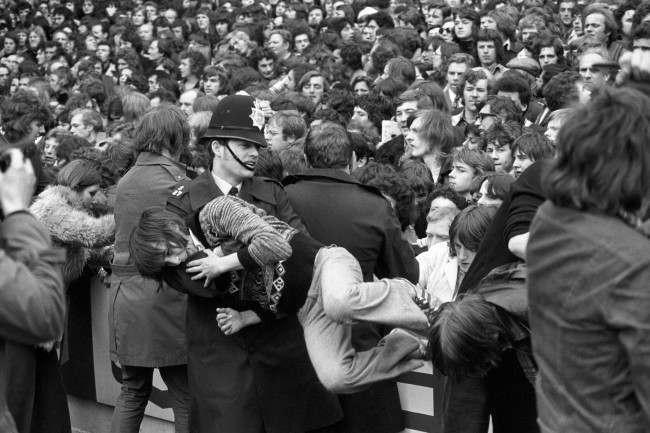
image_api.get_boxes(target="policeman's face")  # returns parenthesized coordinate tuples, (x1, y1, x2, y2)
(213, 139, 260, 183)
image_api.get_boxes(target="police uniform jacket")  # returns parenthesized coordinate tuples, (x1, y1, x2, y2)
(166, 170, 342, 433)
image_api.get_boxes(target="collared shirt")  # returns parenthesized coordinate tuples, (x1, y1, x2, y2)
(211, 171, 242, 196)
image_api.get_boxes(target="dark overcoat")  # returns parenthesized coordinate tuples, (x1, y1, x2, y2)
(166, 170, 342, 433)
(283, 168, 419, 433)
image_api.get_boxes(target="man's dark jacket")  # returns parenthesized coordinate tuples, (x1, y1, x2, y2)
(166, 170, 341, 433)
(284, 168, 419, 433)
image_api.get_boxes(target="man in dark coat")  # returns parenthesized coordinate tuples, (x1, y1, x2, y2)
(0, 149, 67, 433)
(283, 122, 419, 433)
(166, 95, 342, 433)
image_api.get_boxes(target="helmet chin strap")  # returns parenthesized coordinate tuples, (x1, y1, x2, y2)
(223, 142, 255, 171)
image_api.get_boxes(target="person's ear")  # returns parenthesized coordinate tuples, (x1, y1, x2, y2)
(211, 140, 223, 158)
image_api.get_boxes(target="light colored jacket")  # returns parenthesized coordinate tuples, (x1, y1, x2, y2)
(416, 241, 458, 307)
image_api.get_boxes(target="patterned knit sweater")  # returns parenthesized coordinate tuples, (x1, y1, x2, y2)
(198, 195, 298, 312)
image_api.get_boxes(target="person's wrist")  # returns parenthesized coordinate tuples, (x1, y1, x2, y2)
(1, 202, 29, 217)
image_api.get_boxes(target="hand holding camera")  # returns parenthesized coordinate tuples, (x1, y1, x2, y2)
(0, 148, 36, 216)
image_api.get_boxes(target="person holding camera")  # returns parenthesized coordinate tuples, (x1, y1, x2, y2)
(0, 148, 68, 433)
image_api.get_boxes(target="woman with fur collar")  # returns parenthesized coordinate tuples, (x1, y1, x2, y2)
(30, 159, 115, 286)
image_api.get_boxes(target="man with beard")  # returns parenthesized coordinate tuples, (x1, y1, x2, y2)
(166, 95, 342, 433)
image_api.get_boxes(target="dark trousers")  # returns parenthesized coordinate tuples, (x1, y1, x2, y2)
(110, 364, 190, 433)
(5, 344, 71, 433)
(443, 350, 538, 433)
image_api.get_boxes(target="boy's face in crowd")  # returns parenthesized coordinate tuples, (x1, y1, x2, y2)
(512, 150, 533, 178)
(179, 58, 191, 78)
(426, 8, 443, 28)
(544, 116, 563, 143)
(425, 198, 455, 248)
(179, 91, 197, 116)
(148, 74, 159, 92)
(294, 33, 310, 53)
(302, 75, 325, 104)
(520, 26, 537, 42)
(538, 46, 558, 66)
(578, 53, 608, 87)
(48, 73, 63, 92)
(353, 80, 370, 96)
(267, 33, 288, 57)
(0, 66, 9, 86)
(559, 1, 575, 26)
(486, 139, 513, 173)
(308, 9, 323, 26)
(477, 40, 496, 66)
(449, 160, 476, 195)
(463, 78, 488, 112)
(203, 74, 221, 95)
(454, 236, 476, 274)
(406, 116, 430, 158)
(257, 57, 275, 79)
(395, 100, 418, 135)
(70, 114, 93, 140)
(454, 16, 473, 40)
(96, 44, 110, 62)
(480, 16, 497, 31)
(362, 20, 379, 42)
(584, 13, 609, 43)
(446, 61, 467, 91)
(476, 180, 502, 207)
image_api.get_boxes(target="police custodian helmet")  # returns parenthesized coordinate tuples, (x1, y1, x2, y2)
(202, 94, 268, 148)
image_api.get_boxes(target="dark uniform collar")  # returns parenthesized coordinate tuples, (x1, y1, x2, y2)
(188, 171, 276, 211)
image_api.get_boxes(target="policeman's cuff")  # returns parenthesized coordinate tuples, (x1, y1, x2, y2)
(236, 247, 257, 269)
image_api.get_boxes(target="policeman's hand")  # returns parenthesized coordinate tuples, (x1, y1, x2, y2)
(186, 249, 227, 287)
(0, 148, 36, 216)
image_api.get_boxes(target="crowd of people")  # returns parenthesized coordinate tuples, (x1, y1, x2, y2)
(0, 0, 649, 432)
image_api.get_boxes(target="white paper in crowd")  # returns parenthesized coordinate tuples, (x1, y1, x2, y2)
(380, 120, 401, 147)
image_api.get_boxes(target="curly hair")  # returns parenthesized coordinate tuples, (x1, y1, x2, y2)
(542, 71, 579, 111)
(1, 89, 52, 143)
(483, 121, 521, 151)
(182, 50, 208, 78)
(353, 161, 415, 229)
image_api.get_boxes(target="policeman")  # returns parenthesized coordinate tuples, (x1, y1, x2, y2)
(166, 95, 342, 433)
(167, 94, 305, 241)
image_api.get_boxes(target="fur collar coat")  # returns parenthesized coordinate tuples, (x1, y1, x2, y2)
(30, 185, 115, 285)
